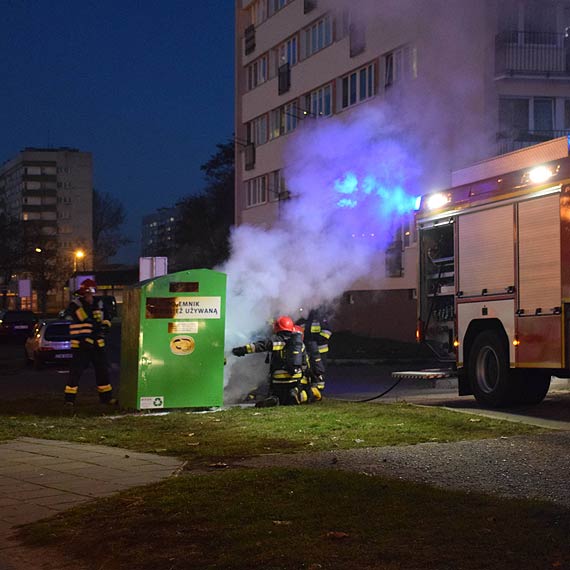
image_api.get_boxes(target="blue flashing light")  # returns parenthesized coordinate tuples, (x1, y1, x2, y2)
(414, 196, 422, 210)
(337, 198, 358, 208)
(362, 176, 376, 195)
(334, 172, 358, 194)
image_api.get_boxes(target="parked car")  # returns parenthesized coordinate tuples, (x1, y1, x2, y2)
(0, 310, 38, 342)
(25, 320, 72, 369)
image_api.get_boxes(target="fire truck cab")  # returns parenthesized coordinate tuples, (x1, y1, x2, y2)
(417, 136, 570, 408)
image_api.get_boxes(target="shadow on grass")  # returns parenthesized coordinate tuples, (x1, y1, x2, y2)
(19, 468, 570, 570)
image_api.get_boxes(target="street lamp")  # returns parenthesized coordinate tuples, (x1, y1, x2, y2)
(73, 249, 85, 272)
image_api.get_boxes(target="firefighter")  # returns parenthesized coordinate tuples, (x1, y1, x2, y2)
(297, 309, 332, 401)
(62, 279, 115, 406)
(232, 315, 304, 407)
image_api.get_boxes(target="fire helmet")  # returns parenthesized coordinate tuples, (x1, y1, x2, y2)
(273, 315, 295, 333)
(75, 278, 97, 296)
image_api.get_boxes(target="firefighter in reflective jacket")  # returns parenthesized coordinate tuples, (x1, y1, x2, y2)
(232, 315, 305, 406)
(297, 309, 332, 401)
(62, 279, 114, 405)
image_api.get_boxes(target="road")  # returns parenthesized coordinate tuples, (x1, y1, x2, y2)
(2, 325, 570, 428)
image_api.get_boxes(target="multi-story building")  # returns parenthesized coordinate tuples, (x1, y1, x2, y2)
(0, 147, 93, 311)
(0, 147, 93, 258)
(141, 206, 181, 258)
(235, 0, 570, 340)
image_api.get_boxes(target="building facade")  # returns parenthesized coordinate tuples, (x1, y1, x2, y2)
(0, 147, 93, 311)
(141, 206, 181, 258)
(235, 0, 570, 340)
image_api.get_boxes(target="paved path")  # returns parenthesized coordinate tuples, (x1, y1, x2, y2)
(0, 438, 183, 569)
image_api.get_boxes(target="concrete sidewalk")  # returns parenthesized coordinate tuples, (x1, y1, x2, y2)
(0, 438, 184, 569)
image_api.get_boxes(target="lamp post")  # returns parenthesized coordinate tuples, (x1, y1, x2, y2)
(73, 249, 85, 273)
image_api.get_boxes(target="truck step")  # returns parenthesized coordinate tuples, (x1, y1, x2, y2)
(391, 369, 455, 380)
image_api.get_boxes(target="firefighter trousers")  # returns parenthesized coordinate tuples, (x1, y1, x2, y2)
(64, 344, 113, 403)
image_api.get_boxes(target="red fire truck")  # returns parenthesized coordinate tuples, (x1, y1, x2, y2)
(415, 136, 570, 408)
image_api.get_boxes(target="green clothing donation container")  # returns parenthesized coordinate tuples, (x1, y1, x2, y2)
(120, 269, 226, 410)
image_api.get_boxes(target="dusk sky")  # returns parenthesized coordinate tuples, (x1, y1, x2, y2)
(1, 0, 235, 263)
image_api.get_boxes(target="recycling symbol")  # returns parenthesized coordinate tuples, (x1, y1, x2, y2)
(153, 397, 164, 407)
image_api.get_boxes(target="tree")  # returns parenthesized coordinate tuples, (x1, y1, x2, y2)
(92, 190, 131, 268)
(174, 139, 235, 269)
(0, 214, 26, 309)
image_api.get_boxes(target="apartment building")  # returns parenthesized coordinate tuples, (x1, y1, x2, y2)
(141, 206, 181, 258)
(0, 147, 93, 258)
(235, 0, 570, 339)
(0, 148, 93, 311)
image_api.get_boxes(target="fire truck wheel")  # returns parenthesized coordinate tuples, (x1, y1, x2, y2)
(512, 370, 551, 405)
(468, 329, 513, 408)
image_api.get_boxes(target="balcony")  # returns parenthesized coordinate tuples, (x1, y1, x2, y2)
(497, 130, 570, 155)
(496, 31, 570, 78)
(244, 25, 255, 56)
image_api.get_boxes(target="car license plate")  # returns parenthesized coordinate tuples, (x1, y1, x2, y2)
(55, 353, 72, 359)
(15, 325, 28, 330)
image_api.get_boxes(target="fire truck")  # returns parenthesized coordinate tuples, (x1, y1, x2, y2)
(414, 136, 570, 408)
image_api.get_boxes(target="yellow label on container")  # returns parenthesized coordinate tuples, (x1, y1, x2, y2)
(169, 335, 195, 356)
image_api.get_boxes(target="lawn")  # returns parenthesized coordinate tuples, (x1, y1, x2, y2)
(0, 396, 541, 466)
(4, 396, 568, 569)
(21, 468, 570, 570)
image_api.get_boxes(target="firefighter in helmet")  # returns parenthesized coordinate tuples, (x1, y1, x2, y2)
(62, 278, 115, 406)
(232, 315, 305, 407)
(296, 308, 332, 401)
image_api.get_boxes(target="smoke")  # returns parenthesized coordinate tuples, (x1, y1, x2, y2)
(221, 106, 420, 401)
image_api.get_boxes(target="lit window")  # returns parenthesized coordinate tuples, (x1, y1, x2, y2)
(305, 84, 332, 118)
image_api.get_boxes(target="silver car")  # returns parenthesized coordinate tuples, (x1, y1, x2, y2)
(25, 321, 72, 369)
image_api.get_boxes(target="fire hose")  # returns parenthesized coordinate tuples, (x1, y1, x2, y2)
(330, 375, 404, 403)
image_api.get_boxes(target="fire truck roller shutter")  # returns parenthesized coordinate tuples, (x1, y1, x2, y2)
(518, 194, 561, 317)
(457, 205, 514, 297)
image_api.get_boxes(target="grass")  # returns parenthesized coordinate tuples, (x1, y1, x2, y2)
(21, 468, 570, 570)
(0, 396, 541, 466)
(3, 395, 565, 569)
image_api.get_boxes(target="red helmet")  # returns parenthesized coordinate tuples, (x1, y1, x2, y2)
(293, 324, 304, 338)
(76, 278, 97, 295)
(273, 315, 294, 333)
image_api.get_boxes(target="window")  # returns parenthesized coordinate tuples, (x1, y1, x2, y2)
(341, 63, 375, 109)
(349, 21, 366, 57)
(384, 45, 416, 88)
(533, 98, 554, 131)
(524, 1, 556, 35)
(269, 108, 283, 140)
(247, 55, 268, 91)
(247, 115, 268, 146)
(565, 100, 570, 129)
(245, 176, 268, 207)
(499, 96, 557, 137)
(276, 36, 298, 67)
(268, 0, 291, 17)
(284, 101, 298, 133)
(499, 98, 530, 134)
(305, 84, 332, 117)
(268, 101, 300, 139)
(268, 170, 286, 201)
(249, 0, 267, 26)
(303, 15, 333, 58)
